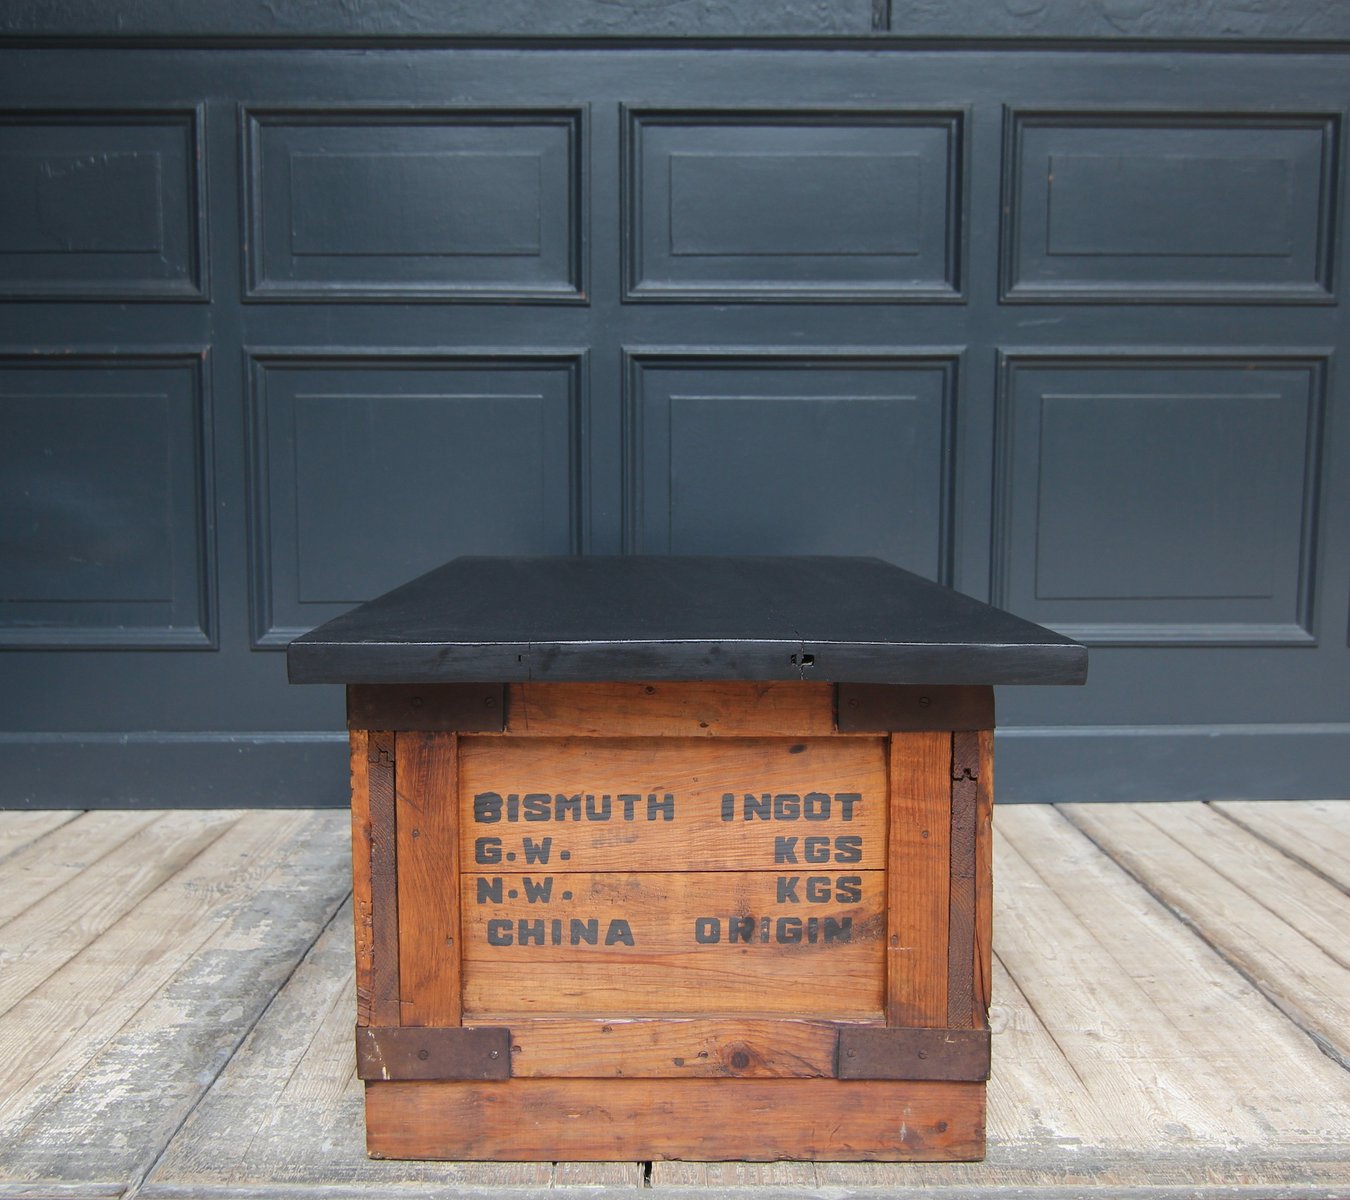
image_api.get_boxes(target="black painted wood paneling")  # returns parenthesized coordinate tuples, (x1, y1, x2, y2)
(0, 37, 1346, 805)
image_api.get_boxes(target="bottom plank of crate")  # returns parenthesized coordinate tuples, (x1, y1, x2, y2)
(364, 1077, 985, 1161)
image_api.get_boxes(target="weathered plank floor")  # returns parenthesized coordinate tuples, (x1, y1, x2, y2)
(0, 801, 1347, 1200)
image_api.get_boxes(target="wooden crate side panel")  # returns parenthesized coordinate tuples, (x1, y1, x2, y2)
(350, 729, 375, 1027)
(364, 1077, 985, 1161)
(395, 731, 461, 1027)
(467, 1016, 847, 1078)
(458, 735, 886, 872)
(461, 869, 885, 1017)
(886, 730, 950, 1027)
(504, 681, 838, 737)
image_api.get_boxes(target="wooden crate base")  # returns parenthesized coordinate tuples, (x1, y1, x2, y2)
(364, 1077, 986, 1161)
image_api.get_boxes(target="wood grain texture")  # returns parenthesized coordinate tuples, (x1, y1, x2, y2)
(0, 810, 79, 864)
(364, 1077, 985, 1161)
(973, 729, 994, 1017)
(0, 809, 239, 1020)
(462, 869, 884, 1017)
(998, 806, 1350, 1148)
(886, 730, 950, 1027)
(0, 809, 163, 929)
(348, 730, 373, 1027)
(1064, 801, 1350, 1069)
(650, 1160, 819, 1187)
(144, 896, 556, 1190)
(506, 680, 839, 737)
(1213, 799, 1350, 890)
(395, 731, 460, 1027)
(465, 1016, 848, 1078)
(0, 810, 350, 1189)
(366, 730, 399, 1027)
(1135, 802, 1350, 966)
(947, 731, 978, 1030)
(458, 734, 885, 871)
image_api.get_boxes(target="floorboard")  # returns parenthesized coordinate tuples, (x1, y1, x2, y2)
(0, 809, 80, 863)
(0, 802, 1345, 1200)
(1064, 801, 1350, 1071)
(0, 810, 351, 1195)
(1213, 800, 1350, 892)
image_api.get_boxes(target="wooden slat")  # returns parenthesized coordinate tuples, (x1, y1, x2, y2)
(458, 734, 886, 872)
(145, 898, 553, 1191)
(0, 810, 81, 864)
(0, 810, 350, 1190)
(650, 1161, 819, 1187)
(1214, 799, 1350, 891)
(462, 868, 884, 1017)
(886, 730, 950, 1026)
(0, 809, 239, 1020)
(0, 809, 161, 928)
(466, 1016, 844, 1077)
(366, 730, 400, 1027)
(395, 731, 461, 1027)
(994, 813, 1269, 1145)
(946, 731, 978, 1030)
(349, 730, 374, 1027)
(1004, 805, 1350, 1143)
(1136, 802, 1350, 965)
(1065, 801, 1350, 1069)
(364, 1077, 985, 1161)
(505, 680, 838, 737)
(551, 1162, 645, 1187)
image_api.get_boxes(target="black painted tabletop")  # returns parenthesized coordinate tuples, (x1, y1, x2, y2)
(288, 556, 1086, 686)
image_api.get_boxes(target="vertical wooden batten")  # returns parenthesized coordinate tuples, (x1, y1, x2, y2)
(395, 731, 462, 1027)
(366, 730, 400, 1028)
(948, 730, 980, 1031)
(349, 730, 375, 1028)
(886, 731, 951, 1027)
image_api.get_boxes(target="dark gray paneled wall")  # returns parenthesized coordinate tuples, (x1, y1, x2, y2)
(1, 44, 1347, 805)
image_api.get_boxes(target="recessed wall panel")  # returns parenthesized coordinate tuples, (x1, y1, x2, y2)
(250, 354, 583, 644)
(0, 110, 205, 299)
(625, 110, 962, 301)
(0, 354, 212, 646)
(996, 355, 1323, 644)
(1003, 112, 1338, 303)
(626, 353, 955, 579)
(245, 109, 584, 301)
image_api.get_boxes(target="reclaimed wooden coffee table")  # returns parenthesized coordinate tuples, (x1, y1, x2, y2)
(288, 555, 1086, 1162)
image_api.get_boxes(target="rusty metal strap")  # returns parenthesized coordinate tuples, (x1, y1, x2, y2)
(836, 1025, 991, 1081)
(355, 1026, 511, 1081)
(836, 684, 994, 733)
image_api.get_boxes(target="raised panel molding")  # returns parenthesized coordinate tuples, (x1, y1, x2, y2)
(993, 352, 1326, 646)
(0, 350, 214, 647)
(247, 350, 587, 647)
(0, 108, 207, 300)
(623, 349, 959, 582)
(243, 107, 586, 303)
(1001, 110, 1339, 304)
(623, 108, 964, 302)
